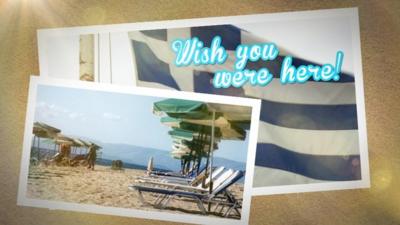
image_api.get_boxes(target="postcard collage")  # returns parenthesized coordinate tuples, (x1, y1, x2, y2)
(18, 8, 369, 225)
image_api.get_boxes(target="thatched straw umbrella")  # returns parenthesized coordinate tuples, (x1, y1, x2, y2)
(32, 122, 61, 160)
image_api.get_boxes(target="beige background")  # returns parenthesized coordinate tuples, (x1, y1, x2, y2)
(0, 1, 399, 224)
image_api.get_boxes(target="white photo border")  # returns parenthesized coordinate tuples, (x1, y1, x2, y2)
(36, 7, 370, 196)
(17, 76, 261, 225)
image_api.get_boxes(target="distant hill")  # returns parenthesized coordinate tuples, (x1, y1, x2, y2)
(99, 142, 246, 172)
(96, 158, 169, 172)
(36, 138, 246, 173)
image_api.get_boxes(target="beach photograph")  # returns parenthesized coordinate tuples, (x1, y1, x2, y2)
(20, 78, 259, 224)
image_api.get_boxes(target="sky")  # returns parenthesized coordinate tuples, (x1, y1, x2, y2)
(34, 85, 250, 163)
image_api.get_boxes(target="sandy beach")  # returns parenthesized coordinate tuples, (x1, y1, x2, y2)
(26, 164, 243, 219)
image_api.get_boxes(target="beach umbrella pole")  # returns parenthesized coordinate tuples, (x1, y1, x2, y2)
(196, 130, 204, 175)
(196, 157, 201, 173)
(37, 137, 41, 160)
(32, 135, 36, 159)
(208, 110, 215, 211)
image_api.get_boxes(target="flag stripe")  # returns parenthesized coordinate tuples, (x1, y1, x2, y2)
(132, 40, 180, 90)
(243, 80, 356, 105)
(193, 70, 246, 97)
(191, 25, 241, 50)
(245, 56, 355, 83)
(255, 143, 361, 181)
(140, 29, 167, 41)
(167, 28, 195, 91)
(259, 99, 358, 130)
(253, 166, 325, 187)
(129, 32, 175, 65)
(257, 121, 360, 156)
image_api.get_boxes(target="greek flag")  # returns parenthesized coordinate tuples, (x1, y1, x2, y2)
(128, 25, 361, 187)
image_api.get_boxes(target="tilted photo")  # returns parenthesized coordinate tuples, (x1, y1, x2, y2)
(18, 77, 260, 225)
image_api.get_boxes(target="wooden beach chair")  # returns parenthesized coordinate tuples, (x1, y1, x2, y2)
(129, 169, 243, 218)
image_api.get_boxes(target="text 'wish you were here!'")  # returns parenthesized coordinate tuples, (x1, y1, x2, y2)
(171, 36, 345, 88)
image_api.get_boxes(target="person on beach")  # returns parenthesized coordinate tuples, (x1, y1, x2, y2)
(86, 144, 97, 170)
(53, 143, 71, 165)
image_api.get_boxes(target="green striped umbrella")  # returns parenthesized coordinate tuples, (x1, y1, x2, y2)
(153, 98, 251, 200)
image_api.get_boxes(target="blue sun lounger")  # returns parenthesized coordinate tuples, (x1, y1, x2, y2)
(137, 166, 225, 186)
(148, 164, 207, 180)
(129, 169, 243, 217)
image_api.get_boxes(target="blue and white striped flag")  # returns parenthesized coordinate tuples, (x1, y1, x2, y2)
(128, 25, 361, 187)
